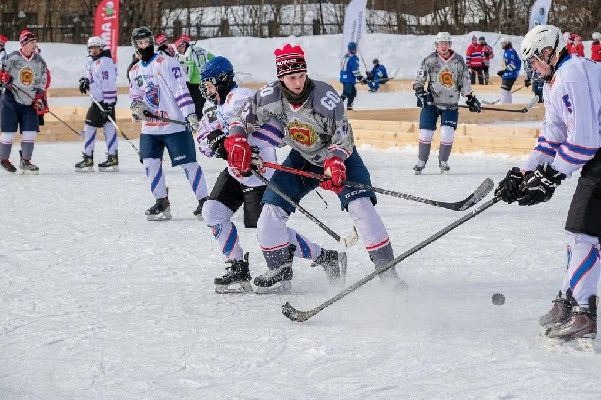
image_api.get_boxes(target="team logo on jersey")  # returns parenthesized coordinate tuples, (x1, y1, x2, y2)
(562, 94, 573, 113)
(136, 76, 144, 87)
(19, 67, 35, 86)
(287, 120, 317, 146)
(438, 68, 455, 88)
(145, 82, 160, 108)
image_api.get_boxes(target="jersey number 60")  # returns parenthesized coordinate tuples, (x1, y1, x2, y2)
(320, 91, 341, 110)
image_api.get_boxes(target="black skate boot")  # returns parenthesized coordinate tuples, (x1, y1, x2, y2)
(545, 295, 597, 350)
(214, 253, 252, 294)
(193, 197, 208, 220)
(538, 290, 574, 329)
(98, 151, 119, 172)
(413, 160, 426, 175)
(254, 245, 294, 294)
(19, 151, 39, 175)
(1, 159, 17, 173)
(74, 152, 94, 172)
(145, 197, 171, 221)
(311, 249, 347, 285)
(439, 159, 450, 174)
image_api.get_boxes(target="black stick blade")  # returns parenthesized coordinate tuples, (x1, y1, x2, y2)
(457, 178, 494, 211)
(282, 302, 310, 322)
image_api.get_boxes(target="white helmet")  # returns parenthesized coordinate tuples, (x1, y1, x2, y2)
(87, 36, 104, 48)
(435, 32, 452, 43)
(593, 32, 601, 41)
(500, 37, 511, 47)
(520, 25, 566, 61)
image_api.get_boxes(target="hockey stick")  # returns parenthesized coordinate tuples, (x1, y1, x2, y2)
(282, 196, 501, 322)
(251, 170, 359, 248)
(256, 160, 494, 212)
(89, 94, 139, 154)
(142, 110, 187, 126)
(458, 103, 533, 113)
(9, 83, 81, 137)
(482, 85, 524, 105)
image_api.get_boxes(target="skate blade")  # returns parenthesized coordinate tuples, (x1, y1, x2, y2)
(146, 211, 172, 221)
(414, 170, 422, 175)
(543, 337, 597, 353)
(75, 167, 94, 173)
(215, 281, 253, 294)
(254, 280, 292, 295)
(20, 169, 40, 175)
(440, 169, 450, 175)
(195, 214, 204, 221)
(98, 166, 119, 172)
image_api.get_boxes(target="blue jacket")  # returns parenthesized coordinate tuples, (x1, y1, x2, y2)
(370, 64, 388, 82)
(501, 47, 521, 80)
(340, 53, 361, 84)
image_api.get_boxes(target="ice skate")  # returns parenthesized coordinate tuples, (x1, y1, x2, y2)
(98, 151, 119, 172)
(145, 197, 171, 221)
(1, 159, 17, 173)
(377, 266, 409, 292)
(254, 263, 293, 294)
(545, 296, 597, 345)
(538, 291, 573, 330)
(193, 197, 207, 221)
(439, 160, 450, 174)
(74, 153, 94, 172)
(19, 151, 39, 175)
(311, 249, 347, 286)
(413, 160, 426, 175)
(214, 253, 253, 294)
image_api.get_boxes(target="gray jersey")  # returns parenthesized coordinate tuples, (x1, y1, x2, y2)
(413, 51, 472, 109)
(2, 50, 47, 106)
(230, 80, 353, 166)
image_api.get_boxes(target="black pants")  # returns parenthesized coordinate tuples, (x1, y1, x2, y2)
(470, 67, 484, 85)
(566, 151, 601, 237)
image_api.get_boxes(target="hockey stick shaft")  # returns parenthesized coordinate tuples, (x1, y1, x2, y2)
(142, 110, 187, 126)
(89, 94, 139, 154)
(251, 170, 358, 248)
(282, 196, 501, 322)
(482, 86, 524, 105)
(458, 104, 528, 113)
(9, 84, 81, 137)
(258, 160, 492, 211)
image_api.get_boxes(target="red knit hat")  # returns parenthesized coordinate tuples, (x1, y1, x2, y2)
(274, 44, 307, 78)
(155, 34, 167, 46)
(0, 35, 7, 45)
(19, 29, 36, 47)
(174, 34, 191, 48)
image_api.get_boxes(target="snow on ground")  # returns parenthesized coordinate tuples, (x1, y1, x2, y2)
(7, 32, 597, 88)
(1, 142, 600, 399)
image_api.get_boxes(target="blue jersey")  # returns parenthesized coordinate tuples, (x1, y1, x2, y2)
(370, 64, 388, 81)
(501, 48, 521, 80)
(340, 53, 361, 84)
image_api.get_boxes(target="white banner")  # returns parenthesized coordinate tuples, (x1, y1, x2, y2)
(529, 0, 553, 30)
(341, 0, 367, 58)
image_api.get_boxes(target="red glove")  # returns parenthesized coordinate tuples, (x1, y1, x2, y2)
(320, 157, 346, 194)
(224, 134, 252, 174)
(33, 91, 48, 113)
(0, 70, 11, 85)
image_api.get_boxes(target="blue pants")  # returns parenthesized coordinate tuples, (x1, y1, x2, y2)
(419, 104, 458, 131)
(139, 130, 197, 167)
(262, 147, 376, 213)
(367, 80, 380, 92)
(0, 91, 39, 133)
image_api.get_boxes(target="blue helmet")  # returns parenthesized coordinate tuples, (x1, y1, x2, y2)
(347, 42, 357, 52)
(201, 56, 235, 103)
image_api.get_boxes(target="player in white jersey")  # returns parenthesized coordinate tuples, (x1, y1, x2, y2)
(196, 56, 345, 293)
(75, 36, 119, 172)
(127, 27, 209, 221)
(496, 25, 601, 343)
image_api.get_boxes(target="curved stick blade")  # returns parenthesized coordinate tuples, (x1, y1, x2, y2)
(282, 302, 311, 322)
(343, 226, 359, 248)
(457, 178, 494, 211)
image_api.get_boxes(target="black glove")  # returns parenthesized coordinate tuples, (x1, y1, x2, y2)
(99, 102, 115, 119)
(79, 77, 90, 94)
(518, 163, 566, 206)
(207, 129, 227, 159)
(357, 76, 367, 84)
(495, 167, 524, 204)
(415, 87, 427, 108)
(524, 79, 531, 88)
(465, 95, 481, 113)
(496, 70, 506, 77)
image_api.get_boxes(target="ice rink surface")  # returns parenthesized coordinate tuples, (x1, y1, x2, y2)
(1, 142, 600, 399)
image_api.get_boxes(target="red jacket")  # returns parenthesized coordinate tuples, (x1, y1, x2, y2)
(481, 44, 494, 66)
(465, 43, 484, 67)
(567, 42, 585, 57)
(592, 42, 601, 62)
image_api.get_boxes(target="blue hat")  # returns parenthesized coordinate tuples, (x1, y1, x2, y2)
(348, 42, 357, 51)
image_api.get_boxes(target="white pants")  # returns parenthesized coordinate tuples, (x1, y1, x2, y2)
(561, 232, 600, 306)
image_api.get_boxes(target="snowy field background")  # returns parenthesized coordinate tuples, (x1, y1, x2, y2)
(2, 142, 601, 399)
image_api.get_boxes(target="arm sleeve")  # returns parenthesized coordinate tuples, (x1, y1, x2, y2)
(196, 107, 218, 157)
(35, 58, 48, 92)
(101, 59, 118, 104)
(166, 58, 195, 116)
(550, 81, 600, 176)
(459, 59, 473, 96)
(350, 56, 362, 78)
(413, 57, 428, 90)
(128, 67, 144, 105)
(325, 101, 353, 161)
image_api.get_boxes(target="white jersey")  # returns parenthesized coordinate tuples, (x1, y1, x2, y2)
(86, 54, 117, 104)
(524, 56, 601, 177)
(128, 53, 195, 135)
(197, 86, 278, 187)
(0, 48, 7, 64)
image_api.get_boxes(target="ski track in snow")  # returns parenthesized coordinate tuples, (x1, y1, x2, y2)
(1, 142, 600, 400)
